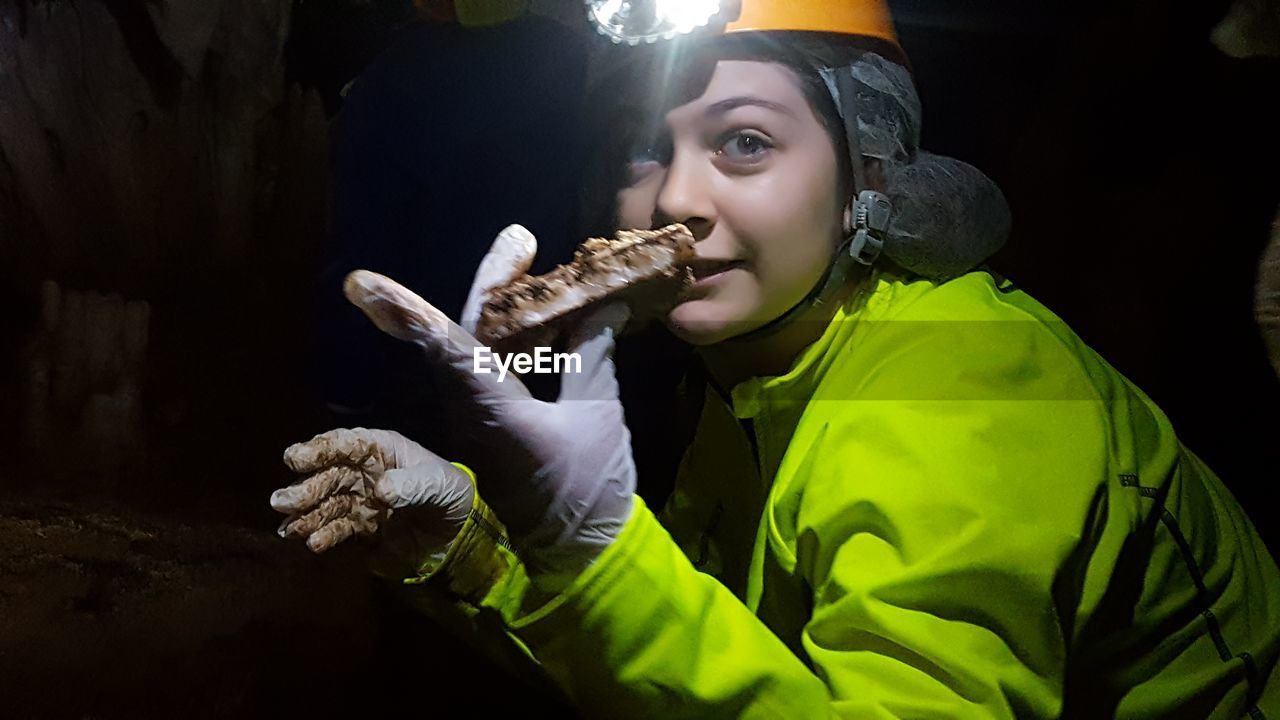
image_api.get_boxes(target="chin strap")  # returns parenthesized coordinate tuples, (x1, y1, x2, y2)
(721, 190, 892, 344)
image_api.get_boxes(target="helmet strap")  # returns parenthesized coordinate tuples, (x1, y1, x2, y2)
(717, 190, 890, 345)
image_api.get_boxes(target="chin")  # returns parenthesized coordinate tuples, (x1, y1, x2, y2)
(665, 300, 752, 346)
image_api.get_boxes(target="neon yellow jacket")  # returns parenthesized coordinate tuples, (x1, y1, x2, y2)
(402, 269, 1280, 718)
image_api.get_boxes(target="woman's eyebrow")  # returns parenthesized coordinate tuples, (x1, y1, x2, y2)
(704, 96, 797, 119)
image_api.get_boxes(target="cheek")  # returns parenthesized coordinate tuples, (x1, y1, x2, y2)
(662, 164, 841, 342)
(732, 171, 843, 284)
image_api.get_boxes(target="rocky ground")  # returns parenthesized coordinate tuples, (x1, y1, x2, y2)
(0, 488, 575, 718)
(0, 493, 375, 717)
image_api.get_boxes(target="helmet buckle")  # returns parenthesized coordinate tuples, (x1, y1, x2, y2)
(849, 190, 892, 266)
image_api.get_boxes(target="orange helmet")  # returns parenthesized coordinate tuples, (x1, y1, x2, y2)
(587, 0, 902, 58)
(724, 0, 898, 47)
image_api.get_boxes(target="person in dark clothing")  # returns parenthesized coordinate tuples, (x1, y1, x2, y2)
(312, 13, 591, 449)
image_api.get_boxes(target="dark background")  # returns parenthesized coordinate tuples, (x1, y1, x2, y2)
(0, 0, 1276, 717)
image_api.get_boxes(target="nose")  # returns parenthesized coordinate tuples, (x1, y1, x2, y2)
(653, 153, 714, 241)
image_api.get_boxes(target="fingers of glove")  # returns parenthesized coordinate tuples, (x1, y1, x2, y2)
(282, 427, 402, 475)
(374, 459, 474, 516)
(305, 504, 381, 554)
(278, 493, 358, 538)
(270, 465, 370, 514)
(461, 225, 537, 334)
(558, 302, 630, 403)
(343, 270, 532, 402)
(306, 518, 357, 553)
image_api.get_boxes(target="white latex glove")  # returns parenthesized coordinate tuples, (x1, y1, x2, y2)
(343, 225, 637, 592)
(270, 428, 474, 576)
(460, 224, 537, 335)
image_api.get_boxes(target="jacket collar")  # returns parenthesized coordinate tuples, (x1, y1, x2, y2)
(724, 270, 904, 420)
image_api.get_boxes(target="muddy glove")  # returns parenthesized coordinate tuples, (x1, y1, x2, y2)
(270, 428, 474, 578)
(343, 231, 636, 593)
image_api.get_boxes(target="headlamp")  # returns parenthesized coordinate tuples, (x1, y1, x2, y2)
(585, 0, 738, 45)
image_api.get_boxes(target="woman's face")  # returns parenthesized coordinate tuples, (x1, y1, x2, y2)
(616, 58, 846, 346)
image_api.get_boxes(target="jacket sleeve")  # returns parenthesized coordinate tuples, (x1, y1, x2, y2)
(499, 324, 1119, 718)
(390, 484, 564, 699)
(507, 494, 838, 719)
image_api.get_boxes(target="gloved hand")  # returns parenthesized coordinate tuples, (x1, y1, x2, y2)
(270, 225, 536, 558)
(270, 427, 475, 579)
(343, 224, 637, 592)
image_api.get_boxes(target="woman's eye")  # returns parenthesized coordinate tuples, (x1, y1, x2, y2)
(715, 131, 773, 162)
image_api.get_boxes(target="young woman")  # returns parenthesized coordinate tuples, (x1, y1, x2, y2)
(271, 2, 1280, 716)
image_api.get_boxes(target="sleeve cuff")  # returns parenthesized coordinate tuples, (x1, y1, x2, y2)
(404, 463, 517, 606)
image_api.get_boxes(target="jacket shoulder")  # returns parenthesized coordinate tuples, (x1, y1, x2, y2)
(831, 272, 1105, 403)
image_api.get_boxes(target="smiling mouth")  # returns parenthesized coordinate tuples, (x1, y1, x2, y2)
(688, 259, 744, 280)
